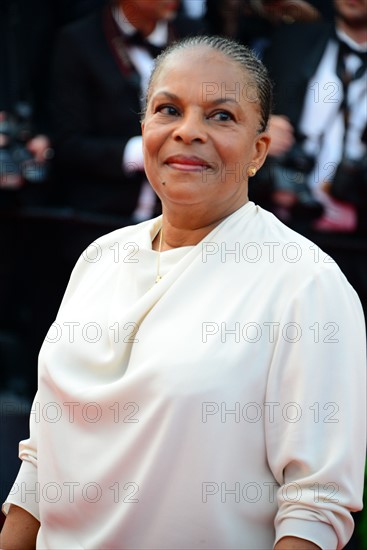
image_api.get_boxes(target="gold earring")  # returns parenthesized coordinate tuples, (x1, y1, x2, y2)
(247, 166, 257, 177)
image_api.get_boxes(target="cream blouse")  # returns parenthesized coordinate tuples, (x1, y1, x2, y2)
(4, 202, 366, 549)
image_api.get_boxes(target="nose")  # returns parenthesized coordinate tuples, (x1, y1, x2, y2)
(172, 109, 208, 144)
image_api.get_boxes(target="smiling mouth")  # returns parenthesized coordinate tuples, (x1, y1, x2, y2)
(165, 155, 213, 172)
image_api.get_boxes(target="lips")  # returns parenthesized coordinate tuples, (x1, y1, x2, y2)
(164, 154, 212, 171)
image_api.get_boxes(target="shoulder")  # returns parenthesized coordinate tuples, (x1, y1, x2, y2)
(56, 218, 156, 307)
(92, 218, 154, 249)
(263, 21, 333, 68)
(254, 206, 329, 257)
(170, 14, 209, 40)
(251, 206, 349, 280)
(55, 8, 104, 49)
(251, 207, 364, 320)
(270, 20, 332, 46)
(77, 218, 155, 269)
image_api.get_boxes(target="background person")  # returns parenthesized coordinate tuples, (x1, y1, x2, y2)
(51, 0, 205, 231)
(0, 0, 109, 401)
(250, 0, 367, 319)
(204, 0, 326, 57)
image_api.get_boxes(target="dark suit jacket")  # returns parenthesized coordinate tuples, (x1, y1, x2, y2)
(51, 5, 205, 218)
(262, 21, 334, 128)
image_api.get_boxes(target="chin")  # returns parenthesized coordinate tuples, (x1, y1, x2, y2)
(161, 188, 204, 207)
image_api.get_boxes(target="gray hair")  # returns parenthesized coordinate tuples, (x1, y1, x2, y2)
(142, 35, 273, 132)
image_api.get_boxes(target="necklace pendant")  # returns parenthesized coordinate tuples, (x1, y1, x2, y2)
(155, 274, 162, 283)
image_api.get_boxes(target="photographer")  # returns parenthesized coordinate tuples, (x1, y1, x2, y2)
(249, 0, 367, 324)
(0, 0, 106, 199)
(0, 0, 56, 202)
(0, 0, 107, 397)
(256, 0, 366, 230)
(0, 107, 52, 193)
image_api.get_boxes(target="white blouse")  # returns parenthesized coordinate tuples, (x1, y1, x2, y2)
(4, 202, 366, 549)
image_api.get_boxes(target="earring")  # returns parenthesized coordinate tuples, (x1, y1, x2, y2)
(247, 166, 257, 177)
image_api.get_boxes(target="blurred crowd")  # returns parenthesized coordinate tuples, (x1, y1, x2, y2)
(1, 0, 366, 425)
(0, 0, 366, 545)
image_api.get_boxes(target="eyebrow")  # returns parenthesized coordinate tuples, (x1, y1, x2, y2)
(209, 97, 240, 106)
(151, 91, 240, 106)
(151, 91, 179, 101)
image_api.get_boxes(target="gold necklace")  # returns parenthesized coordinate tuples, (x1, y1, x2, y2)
(155, 227, 163, 283)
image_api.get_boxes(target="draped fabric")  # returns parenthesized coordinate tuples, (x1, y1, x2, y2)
(3, 202, 366, 549)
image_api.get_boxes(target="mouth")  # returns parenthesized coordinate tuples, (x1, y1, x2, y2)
(164, 155, 213, 172)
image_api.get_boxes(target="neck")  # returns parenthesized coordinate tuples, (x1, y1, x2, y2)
(336, 19, 367, 45)
(153, 200, 249, 251)
(119, 1, 156, 36)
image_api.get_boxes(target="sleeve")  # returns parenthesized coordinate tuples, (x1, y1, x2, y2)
(265, 264, 366, 549)
(2, 396, 40, 521)
(1, 248, 96, 520)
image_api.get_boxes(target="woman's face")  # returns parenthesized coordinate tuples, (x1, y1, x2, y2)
(142, 47, 270, 217)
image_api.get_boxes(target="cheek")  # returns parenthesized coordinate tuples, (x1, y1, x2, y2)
(215, 139, 252, 169)
(143, 128, 159, 158)
(212, 139, 255, 185)
(142, 129, 164, 183)
(144, 123, 172, 167)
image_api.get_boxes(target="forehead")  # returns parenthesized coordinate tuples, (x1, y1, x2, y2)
(147, 46, 262, 113)
(150, 46, 252, 102)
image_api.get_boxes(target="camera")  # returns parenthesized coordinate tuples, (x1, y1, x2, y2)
(278, 142, 316, 174)
(254, 142, 324, 221)
(329, 157, 367, 206)
(0, 103, 50, 189)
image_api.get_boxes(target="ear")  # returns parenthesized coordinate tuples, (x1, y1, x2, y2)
(141, 121, 145, 136)
(252, 132, 271, 171)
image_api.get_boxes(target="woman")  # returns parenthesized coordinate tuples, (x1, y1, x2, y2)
(1, 36, 365, 550)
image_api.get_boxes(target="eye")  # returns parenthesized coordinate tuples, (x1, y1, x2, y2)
(155, 105, 180, 116)
(210, 111, 235, 122)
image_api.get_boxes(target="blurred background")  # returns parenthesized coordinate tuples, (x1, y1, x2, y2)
(1, 1, 366, 546)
